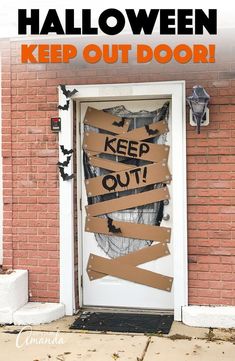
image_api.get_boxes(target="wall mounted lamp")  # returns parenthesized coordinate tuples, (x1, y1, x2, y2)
(187, 85, 210, 134)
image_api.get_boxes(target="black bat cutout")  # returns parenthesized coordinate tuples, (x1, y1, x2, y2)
(145, 125, 159, 136)
(59, 167, 74, 181)
(60, 84, 78, 98)
(58, 100, 70, 111)
(107, 216, 121, 234)
(60, 145, 74, 155)
(112, 118, 125, 127)
(57, 156, 72, 167)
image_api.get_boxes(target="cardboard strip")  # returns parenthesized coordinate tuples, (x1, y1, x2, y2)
(121, 120, 169, 141)
(89, 157, 136, 172)
(83, 132, 169, 163)
(84, 107, 129, 134)
(85, 162, 171, 197)
(87, 253, 173, 291)
(85, 119, 168, 157)
(85, 216, 171, 243)
(87, 242, 170, 280)
(86, 187, 170, 217)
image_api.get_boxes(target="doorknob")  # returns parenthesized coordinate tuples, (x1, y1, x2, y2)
(162, 214, 170, 221)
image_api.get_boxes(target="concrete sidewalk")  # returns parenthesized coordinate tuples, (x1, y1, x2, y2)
(0, 318, 234, 361)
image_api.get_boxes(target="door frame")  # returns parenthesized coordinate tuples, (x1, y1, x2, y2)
(0, 54, 3, 265)
(58, 81, 187, 320)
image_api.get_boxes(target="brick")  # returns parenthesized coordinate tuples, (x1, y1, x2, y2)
(11, 80, 27, 88)
(27, 95, 47, 103)
(221, 282, 235, 289)
(197, 289, 221, 298)
(221, 290, 235, 298)
(209, 264, 232, 272)
(29, 266, 48, 274)
(27, 79, 47, 87)
(27, 64, 47, 72)
(190, 280, 210, 288)
(197, 272, 221, 281)
(18, 258, 38, 266)
(39, 259, 58, 267)
(219, 72, 235, 80)
(18, 87, 37, 95)
(38, 71, 57, 79)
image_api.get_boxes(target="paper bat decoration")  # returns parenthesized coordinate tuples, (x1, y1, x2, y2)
(60, 84, 78, 98)
(107, 216, 121, 233)
(60, 145, 74, 155)
(57, 156, 72, 167)
(59, 167, 74, 181)
(58, 100, 70, 110)
(145, 125, 159, 136)
(112, 118, 125, 127)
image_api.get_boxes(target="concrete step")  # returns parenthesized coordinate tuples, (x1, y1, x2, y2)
(0, 270, 28, 324)
(13, 302, 65, 325)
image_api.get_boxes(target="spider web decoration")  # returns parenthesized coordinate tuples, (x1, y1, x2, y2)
(83, 101, 170, 259)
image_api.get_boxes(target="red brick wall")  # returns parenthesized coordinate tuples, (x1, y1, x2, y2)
(1, 36, 235, 306)
(1, 41, 60, 302)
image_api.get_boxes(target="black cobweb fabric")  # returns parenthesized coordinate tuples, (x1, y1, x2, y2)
(83, 101, 170, 258)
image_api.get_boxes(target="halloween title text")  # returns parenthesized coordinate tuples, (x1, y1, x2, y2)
(18, 9, 217, 64)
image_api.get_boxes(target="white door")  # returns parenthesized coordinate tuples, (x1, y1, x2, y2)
(80, 98, 173, 310)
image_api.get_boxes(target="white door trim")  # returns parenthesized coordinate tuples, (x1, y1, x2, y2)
(58, 91, 75, 315)
(0, 54, 3, 266)
(58, 81, 187, 320)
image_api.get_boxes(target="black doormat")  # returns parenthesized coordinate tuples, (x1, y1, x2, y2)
(70, 312, 174, 334)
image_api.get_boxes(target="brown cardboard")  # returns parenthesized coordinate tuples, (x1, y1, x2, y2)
(87, 242, 170, 280)
(85, 162, 171, 197)
(84, 118, 168, 157)
(120, 119, 169, 141)
(83, 132, 169, 163)
(85, 216, 171, 243)
(86, 187, 170, 217)
(87, 253, 173, 291)
(89, 156, 136, 172)
(84, 106, 129, 134)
